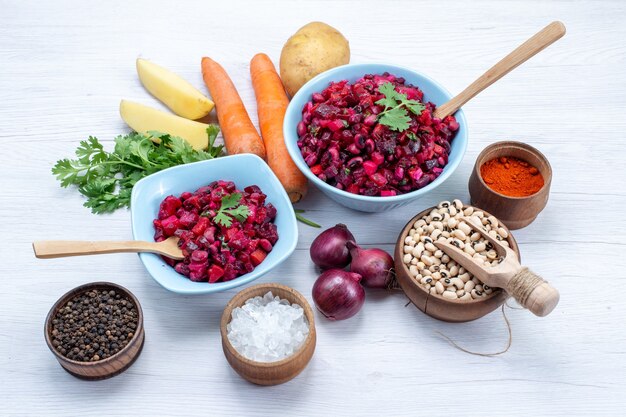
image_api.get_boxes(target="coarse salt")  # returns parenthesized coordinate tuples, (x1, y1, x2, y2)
(227, 291, 309, 362)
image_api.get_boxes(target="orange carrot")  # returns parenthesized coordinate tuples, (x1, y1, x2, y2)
(201, 57, 266, 159)
(250, 53, 308, 203)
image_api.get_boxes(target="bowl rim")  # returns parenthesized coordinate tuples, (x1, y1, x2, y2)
(219, 283, 316, 368)
(129, 154, 298, 295)
(44, 281, 144, 366)
(395, 204, 521, 304)
(284, 62, 469, 203)
(473, 140, 553, 200)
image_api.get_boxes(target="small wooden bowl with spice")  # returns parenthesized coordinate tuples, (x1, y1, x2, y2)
(44, 282, 144, 380)
(394, 201, 521, 322)
(469, 141, 552, 230)
(220, 283, 316, 386)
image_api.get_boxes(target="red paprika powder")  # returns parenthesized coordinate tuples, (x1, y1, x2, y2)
(480, 156, 544, 197)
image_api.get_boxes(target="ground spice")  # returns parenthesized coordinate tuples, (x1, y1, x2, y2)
(50, 289, 138, 362)
(480, 156, 544, 197)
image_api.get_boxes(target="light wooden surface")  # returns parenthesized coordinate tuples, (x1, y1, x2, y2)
(1, 0, 625, 415)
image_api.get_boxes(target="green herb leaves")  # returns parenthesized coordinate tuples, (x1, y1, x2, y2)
(212, 193, 250, 227)
(375, 82, 426, 132)
(52, 127, 223, 214)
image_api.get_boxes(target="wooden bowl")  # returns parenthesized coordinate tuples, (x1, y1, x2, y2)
(469, 141, 552, 230)
(220, 283, 316, 386)
(394, 205, 520, 322)
(44, 282, 145, 380)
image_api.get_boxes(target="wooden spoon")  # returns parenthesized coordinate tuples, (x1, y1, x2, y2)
(32, 236, 184, 260)
(433, 21, 566, 120)
(434, 218, 559, 317)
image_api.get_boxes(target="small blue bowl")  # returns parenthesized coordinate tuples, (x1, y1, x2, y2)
(284, 63, 468, 212)
(130, 154, 298, 295)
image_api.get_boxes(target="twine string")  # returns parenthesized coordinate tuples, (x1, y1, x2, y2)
(506, 267, 545, 307)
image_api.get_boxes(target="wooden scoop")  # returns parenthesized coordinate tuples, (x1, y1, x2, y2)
(434, 219, 559, 317)
(32, 236, 184, 260)
(433, 21, 566, 120)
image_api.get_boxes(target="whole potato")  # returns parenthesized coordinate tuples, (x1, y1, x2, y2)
(280, 22, 350, 97)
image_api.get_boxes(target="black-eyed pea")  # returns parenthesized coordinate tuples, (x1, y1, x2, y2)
(429, 286, 437, 295)
(417, 261, 425, 269)
(429, 264, 440, 273)
(474, 210, 484, 219)
(442, 290, 458, 300)
(453, 199, 463, 210)
(431, 229, 442, 240)
(452, 239, 465, 249)
(431, 272, 442, 281)
(422, 255, 434, 266)
(430, 212, 442, 222)
(425, 225, 435, 233)
(475, 284, 483, 292)
(410, 257, 418, 265)
(422, 268, 432, 277)
(424, 242, 437, 252)
(437, 200, 451, 209)
(501, 240, 510, 247)
(415, 219, 426, 228)
(463, 206, 474, 216)
(456, 289, 465, 297)
(432, 221, 444, 231)
(488, 230, 498, 239)
(409, 265, 419, 276)
(459, 267, 466, 274)
(441, 254, 450, 263)
(473, 242, 486, 252)
(424, 283, 431, 290)
(487, 216, 498, 228)
(487, 250, 498, 260)
(403, 253, 412, 264)
(481, 217, 490, 226)
(497, 227, 509, 239)
(420, 276, 433, 285)
(404, 236, 413, 245)
(459, 273, 471, 283)
(464, 245, 476, 256)
(435, 281, 444, 294)
(449, 265, 459, 276)
(411, 247, 422, 258)
(453, 229, 467, 240)
(434, 257, 442, 266)
(457, 222, 470, 235)
(484, 286, 493, 295)
(423, 250, 432, 258)
(460, 292, 472, 301)
(470, 232, 481, 242)
(450, 277, 464, 289)
(442, 231, 451, 238)
(408, 229, 417, 237)
(464, 280, 475, 292)
(434, 250, 443, 259)
(449, 205, 458, 216)
(470, 289, 480, 299)
(403, 245, 413, 254)
(447, 218, 458, 229)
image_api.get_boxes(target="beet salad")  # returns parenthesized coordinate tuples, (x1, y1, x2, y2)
(297, 73, 459, 197)
(153, 180, 278, 283)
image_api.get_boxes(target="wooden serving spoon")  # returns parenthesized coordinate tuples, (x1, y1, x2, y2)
(434, 218, 559, 317)
(32, 236, 184, 260)
(433, 21, 566, 120)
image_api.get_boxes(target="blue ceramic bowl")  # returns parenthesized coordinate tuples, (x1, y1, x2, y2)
(284, 63, 468, 212)
(130, 154, 298, 295)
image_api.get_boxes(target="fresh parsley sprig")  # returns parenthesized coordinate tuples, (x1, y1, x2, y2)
(52, 127, 223, 214)
(208, 193, 250, 227)
(375, 82, 426, 132)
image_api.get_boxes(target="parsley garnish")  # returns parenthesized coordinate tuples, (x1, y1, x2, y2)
(375, 82, 426, 132)
(52, 127, 223, 214)
(212, 193, 250, 227)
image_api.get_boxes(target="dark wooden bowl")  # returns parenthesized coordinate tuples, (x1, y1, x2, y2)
(44, 282, 145, 380)
(469, 141, 552, 230)
(394, 205, 520, 323)
(220, 283, 316, 386)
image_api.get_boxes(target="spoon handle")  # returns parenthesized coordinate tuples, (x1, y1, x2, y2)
(32, 240, 161, 259)
(433, 21, 566, 120)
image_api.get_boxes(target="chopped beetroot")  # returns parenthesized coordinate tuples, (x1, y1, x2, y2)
(153, 181, 279, 283)
(297, 72, 459, 196)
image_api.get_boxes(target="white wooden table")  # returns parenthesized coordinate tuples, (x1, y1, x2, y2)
(2, 1, 625, 415)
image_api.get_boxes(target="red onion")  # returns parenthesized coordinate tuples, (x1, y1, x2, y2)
(312, 269, 365, 320)
(347, 241, 394, 289)
(309, 223, 355, 269)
